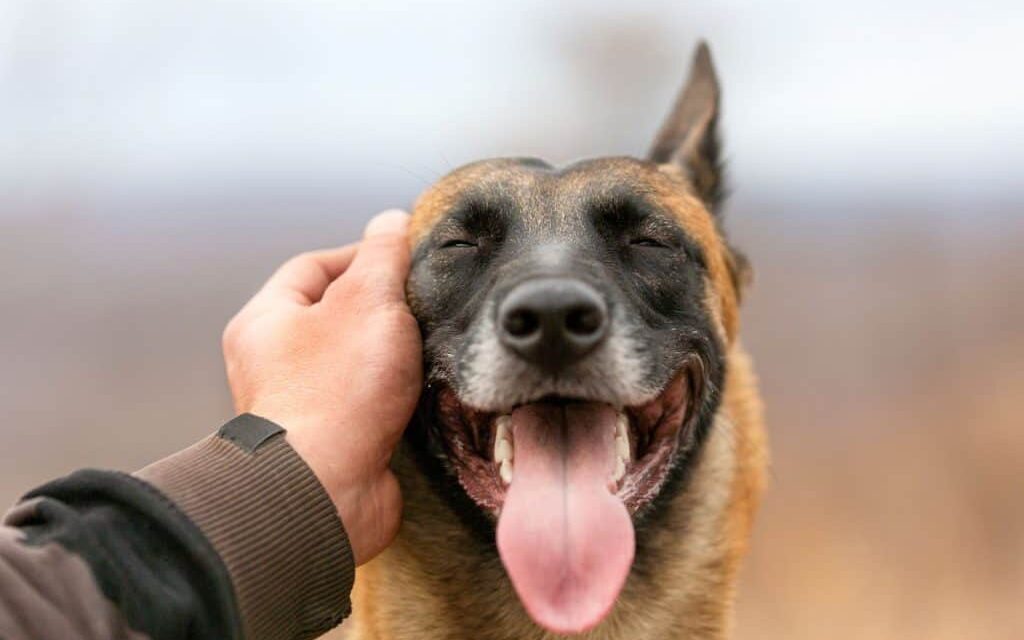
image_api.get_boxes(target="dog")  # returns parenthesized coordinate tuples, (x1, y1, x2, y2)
(346, 42, 767, 640)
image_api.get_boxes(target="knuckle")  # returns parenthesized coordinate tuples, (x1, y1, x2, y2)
(340, 271, 376, 300)
(285, 253, 317, 276)
(222, 316, 244, 352)
(346, 269, 394, 301)
(290, 251, 317, 266)
(362, 233, 404, 251)
(366, 269, 398, 293)
(361, 236, 411, 265)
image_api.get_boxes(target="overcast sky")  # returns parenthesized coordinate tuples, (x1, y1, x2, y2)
(1, 0, 1021, 220)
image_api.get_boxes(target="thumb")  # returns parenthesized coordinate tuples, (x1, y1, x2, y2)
(333, 209, 412, 303)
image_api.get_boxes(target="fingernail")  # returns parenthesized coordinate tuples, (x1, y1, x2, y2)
(364, 209, 410, 237)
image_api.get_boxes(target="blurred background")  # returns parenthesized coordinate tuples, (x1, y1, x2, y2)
(1, 1, 1022, 638)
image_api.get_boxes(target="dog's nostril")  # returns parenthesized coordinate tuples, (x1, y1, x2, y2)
(504, 308, 540, 338)
(565, 305, 603, 336)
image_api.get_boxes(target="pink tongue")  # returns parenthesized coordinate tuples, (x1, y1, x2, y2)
(496, 403, 635, 634)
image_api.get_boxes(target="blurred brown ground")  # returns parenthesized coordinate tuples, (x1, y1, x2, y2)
(730, 199, 1024, 640)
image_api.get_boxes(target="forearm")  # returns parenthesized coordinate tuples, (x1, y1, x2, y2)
(1, 414, 354, 640)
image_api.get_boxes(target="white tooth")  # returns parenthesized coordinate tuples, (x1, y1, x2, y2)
(500, 459, 513, 484)
(495, 415, 512, 443)
(616, 435, 630, 461)
(494, 438, 513, 463)
(616, 412, 629, 439)
(612, 457, 626, 483)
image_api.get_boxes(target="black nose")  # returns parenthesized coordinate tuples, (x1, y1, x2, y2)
(497, 278, 609, 369)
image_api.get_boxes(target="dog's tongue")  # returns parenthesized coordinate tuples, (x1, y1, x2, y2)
(497, 403, 635, 635)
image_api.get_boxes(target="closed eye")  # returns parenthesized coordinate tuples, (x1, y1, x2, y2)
(630, 237, 670, 248)
(440, 239, 478, 249)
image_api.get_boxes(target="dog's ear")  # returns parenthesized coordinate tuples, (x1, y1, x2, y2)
(647, 41, 724, 213)
(649, 43, 752, 300)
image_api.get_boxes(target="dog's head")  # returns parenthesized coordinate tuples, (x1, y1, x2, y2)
(405, 43, 748, 634)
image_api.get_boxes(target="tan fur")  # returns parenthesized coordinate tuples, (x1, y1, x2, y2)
(345, 156, 767, 639)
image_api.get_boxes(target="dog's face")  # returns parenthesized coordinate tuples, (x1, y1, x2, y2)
(405, 44, 747, 635)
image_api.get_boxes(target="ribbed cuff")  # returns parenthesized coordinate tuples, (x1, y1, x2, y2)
(135, 414, 354, 640)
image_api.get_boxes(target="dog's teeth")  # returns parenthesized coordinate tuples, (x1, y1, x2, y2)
(612, 411, 630, 484)
(616, 434, 630, 462)
(495, 415, 514, 484)
(494, 415, 514, 466)
(495, 415, 512, 443)
(499, 459, 513, 484)
(494, 438, 513, 463)
(615, 411, 629, 439)
(612, 456, 626, 483)
(614, 411, 630, 466)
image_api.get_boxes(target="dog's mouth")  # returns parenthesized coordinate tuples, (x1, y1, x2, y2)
(434, 366, 696, 516)
(428, 362, 699, 634)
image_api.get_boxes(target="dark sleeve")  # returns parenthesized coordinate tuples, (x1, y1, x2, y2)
(0, 414, 355, 640)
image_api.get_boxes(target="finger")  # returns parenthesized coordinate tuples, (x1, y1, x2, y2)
(251, 243, 360, 309)
(329, 209, 411, 303)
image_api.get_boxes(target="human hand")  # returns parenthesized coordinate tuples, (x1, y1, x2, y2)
(221, 210, 422, 565)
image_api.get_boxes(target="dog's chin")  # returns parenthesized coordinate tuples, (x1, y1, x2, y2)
(431, 363, 698, 519)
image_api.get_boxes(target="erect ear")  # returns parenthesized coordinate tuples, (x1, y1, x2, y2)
(649, 43, 751, 300)
(647, 41, 724, 213)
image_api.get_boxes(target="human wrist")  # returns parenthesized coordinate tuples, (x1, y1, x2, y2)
(272, 413, 399, 565)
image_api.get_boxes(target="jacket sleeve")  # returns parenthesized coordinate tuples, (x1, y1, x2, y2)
(0, 414, 355, 640)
